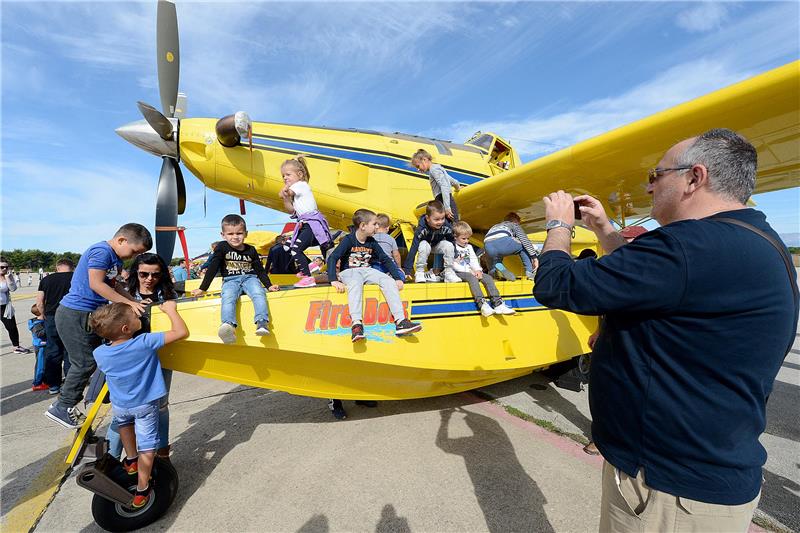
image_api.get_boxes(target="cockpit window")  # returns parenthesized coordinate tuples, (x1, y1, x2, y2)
(466, 133, 494, 151)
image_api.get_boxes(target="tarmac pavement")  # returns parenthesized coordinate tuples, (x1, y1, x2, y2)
(1, 282, 798, 532)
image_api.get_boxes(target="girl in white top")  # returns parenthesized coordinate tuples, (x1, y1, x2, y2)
(0, 257, 30, 353)
(279, 156, 333, 288)
(451, 222, 515, 317)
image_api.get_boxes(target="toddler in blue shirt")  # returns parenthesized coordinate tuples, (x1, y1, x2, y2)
(90, 300, 188, 509)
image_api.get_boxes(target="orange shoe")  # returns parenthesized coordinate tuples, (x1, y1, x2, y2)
(32, 383, 50, 391)
(122, 456, 138, 475)
(131, 483, 151, 508)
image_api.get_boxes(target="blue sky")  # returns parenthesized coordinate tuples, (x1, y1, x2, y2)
(2, 1, 798, 257)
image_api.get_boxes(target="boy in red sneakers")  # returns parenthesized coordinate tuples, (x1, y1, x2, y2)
(90, 300, 188, 508)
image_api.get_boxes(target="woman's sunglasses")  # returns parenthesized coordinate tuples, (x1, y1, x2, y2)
(137, 271, 162, 279)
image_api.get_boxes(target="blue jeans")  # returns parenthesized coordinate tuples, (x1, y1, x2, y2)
(43, 315, 70, 387)
(221, 274, 269, 326)
(112, 400, 161, 453)
(108, 370, 171, 457)
(484, 236, 534, 273)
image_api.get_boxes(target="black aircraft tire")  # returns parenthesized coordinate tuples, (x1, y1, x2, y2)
(91, 458, 178, 532)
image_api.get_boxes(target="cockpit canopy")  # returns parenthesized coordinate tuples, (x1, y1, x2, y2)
(465, 131, 520, 174)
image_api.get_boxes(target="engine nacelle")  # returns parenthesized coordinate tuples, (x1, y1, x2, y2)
(215, 111, 252, 147)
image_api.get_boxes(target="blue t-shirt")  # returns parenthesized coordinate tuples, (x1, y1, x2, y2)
(60, 242, 122, 312)
(533, 209, 797, 505)
(93, 332, 167, 408)
(172, 266, 188, 281)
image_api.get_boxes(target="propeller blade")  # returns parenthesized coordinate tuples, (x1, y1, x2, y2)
(155, 157, 179, 264)
(176, 162, 186, 215)
(157, 0, 180, 117)
(137, 101, 173, 140)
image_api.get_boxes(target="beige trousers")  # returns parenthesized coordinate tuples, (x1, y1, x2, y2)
(599, 461, 760, 533)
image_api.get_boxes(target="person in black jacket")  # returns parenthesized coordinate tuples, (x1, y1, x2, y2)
(328, 209, 421, 343)
(192, 215, 280, 343)
(402, 201, 458, 283)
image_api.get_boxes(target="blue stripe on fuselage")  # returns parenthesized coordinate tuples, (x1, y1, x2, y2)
(412, 296, 544, 316)
(245, 136, 483, 185)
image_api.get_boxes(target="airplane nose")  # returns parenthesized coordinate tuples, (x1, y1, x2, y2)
(115, 119, 178, 160)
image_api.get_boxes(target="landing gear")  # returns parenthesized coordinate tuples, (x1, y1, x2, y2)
(79, 453, 178, 532)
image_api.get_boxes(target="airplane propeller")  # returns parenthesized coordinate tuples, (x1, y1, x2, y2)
(122, 0, 186, 264)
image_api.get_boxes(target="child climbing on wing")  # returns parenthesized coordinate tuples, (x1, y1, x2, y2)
(192, 214, 280, 344)
(402, 200, 459, 283)
(451, 222, 516, 316)
(90, 300, 188, 509)
(410, 149, 461, 221)
(483, 212, 540, 281)
(28, 304, 49, 391)
(278, 156, 333, 288)
(328, 209, 422, 342)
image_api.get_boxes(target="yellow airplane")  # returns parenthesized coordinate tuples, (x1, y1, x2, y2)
(74, 1, 799, 529)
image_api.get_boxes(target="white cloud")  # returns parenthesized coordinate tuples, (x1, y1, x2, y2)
(676, 2, 729, 33)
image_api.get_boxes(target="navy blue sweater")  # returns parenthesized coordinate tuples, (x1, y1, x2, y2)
(327, 233, 405, 283)
(533, 209, 797, 504)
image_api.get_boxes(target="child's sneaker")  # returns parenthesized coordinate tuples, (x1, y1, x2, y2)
(395, 319, 422, 336)
(525, 270, 536, 280)
(14, 346, 31, 354)
(255, 321, 270, 336)
(309, 262, 321, 274)
(351, 323, 366, 342)
(480, 301, 495, 317)
(443, 269, 460, 283)
(294, 276, 316, 288)
(328, 399, 347, 420)
(131, 483, 151, 509)
(494, 263, 516, 281)
(44, 403, 82, 429)
(48, 386, 60, 395)
(32, 383, 49, 391)
(414, 270, 427, 283)
(494, 303, 516, 315)
(122, 456, 139, 475)
(218, 323, 237, 344)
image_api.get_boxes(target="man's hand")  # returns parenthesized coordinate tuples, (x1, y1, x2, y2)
(573, 195, 612, 234)
(474, 270, 483, 280)
(191, 289, 205, 297)
(127, 300, 146, 316)
(395, 280, 404, 291)
(331, 281, 345, 293)
(445, 209, 455, 221)
(268, 284, 280, 292)
(543, 190, 575, 225)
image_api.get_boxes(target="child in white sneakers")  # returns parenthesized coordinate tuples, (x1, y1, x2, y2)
(452, 222, 515, 316)
(279, 156, 333, 287)
(328, 209, 422, 342)
(192, 214, 279, 343)
(403, 201, 459, 283)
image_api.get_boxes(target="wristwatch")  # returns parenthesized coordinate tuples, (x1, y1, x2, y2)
(545, 220, 573, 232)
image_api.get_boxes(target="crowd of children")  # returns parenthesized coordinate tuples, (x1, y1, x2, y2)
(31, 151, 541, 505)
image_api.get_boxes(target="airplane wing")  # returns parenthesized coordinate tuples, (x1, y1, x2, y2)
(457, 61, 799, 233)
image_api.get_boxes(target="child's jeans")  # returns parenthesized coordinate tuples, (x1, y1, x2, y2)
(339, 268, 405, 324)
(454, 271, 503, 307)
(221, 274, 268, 326)
(112, 399, 161, 453)
(33, 345, 46, 385)
(107, 370, 171, 457)
(484, 236, 534, 273)
(415, 241, 455, 272)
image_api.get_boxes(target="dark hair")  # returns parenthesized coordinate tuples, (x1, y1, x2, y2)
(90, 303, 133, 340)
(31, 304, 41, 315)
(221, 214, 247, 230)
(503, 212, 521, 224)
(126, 253, 177, 300)
(56, 258, 75, 268)
(115, 223, 153, 249)
(425, 200, 445, 216)
(353, 208, 376, 228)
